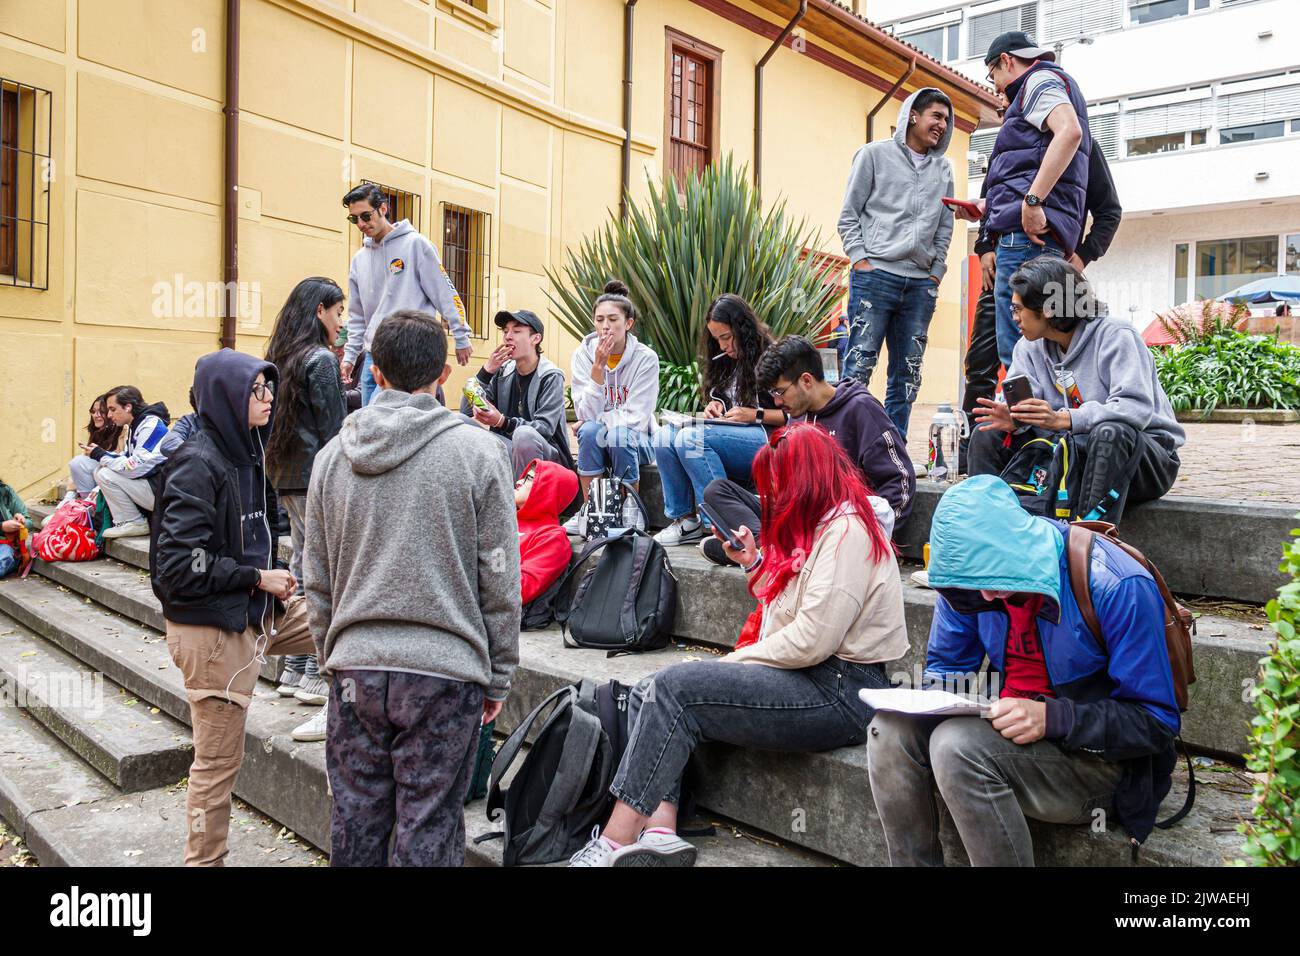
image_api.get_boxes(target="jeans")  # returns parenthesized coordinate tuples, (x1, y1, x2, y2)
(359, 352, 378, 406)
(867, 712, 1123, 866)
(993, 231, 1065, 369)
(842, 267, 939, 439)
(610, 657, 888, 817)
(0, 543, 15, 578)
(654, 423, 766, 524)
(576, 420, 655, 482)
(959, 288, 999, 474)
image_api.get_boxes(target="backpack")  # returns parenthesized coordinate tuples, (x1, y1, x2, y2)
(520, 563, 570, 631)
(999, 430, 1083, 520)
(477, 680, 616, 866)
(30, 498, 99, 565)
(554, 529, 677, 656)
(582, 477, 648, 541)
(1066, 521, 1198, 831)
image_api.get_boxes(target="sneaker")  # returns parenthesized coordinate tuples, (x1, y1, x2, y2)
(294, 677, 329, 706)
(699, 536, 738, 568)
(290, 707, 327, 743)
(277, 670, 305, 696)
(611, 827, 698, 868)
(562, 504, 588, 538)
(910, 569, 932, 589)
(102, 518, 150, 539)
(654, 516, 705, 547)
(567, 826, 619, 867)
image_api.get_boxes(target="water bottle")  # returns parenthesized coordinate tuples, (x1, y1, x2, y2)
(927, 403, 961, 483)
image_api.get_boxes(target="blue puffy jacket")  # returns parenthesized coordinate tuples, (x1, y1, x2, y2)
(925, 475, 1179, 844)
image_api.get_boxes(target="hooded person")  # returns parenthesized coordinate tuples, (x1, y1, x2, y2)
(516, 458, 579, 612)
(867, 475, 1181, 866)
(836, 87, 956, 439)
(302, 309, 520, 867)
(150, 348, 317, 867)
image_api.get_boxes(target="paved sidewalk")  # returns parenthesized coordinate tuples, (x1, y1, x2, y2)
(905, 402, 1300, 505)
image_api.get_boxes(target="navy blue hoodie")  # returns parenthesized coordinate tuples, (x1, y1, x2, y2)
(794, 379, 916, 527)
(193, 349, 279, 627)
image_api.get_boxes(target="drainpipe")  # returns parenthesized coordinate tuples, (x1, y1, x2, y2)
(866, 56, 915, 143)
(754, 0, 807, 205)
(619, 0, 638, 222)
(220, 0, 240, 350)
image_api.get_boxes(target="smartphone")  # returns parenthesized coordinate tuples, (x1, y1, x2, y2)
(1002, 374, 1034, 408)
(941, 197, 982, 217)
(698, 502, 744, 553)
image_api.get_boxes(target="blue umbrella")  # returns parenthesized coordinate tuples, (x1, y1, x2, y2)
(1216, 275, 1300, 303)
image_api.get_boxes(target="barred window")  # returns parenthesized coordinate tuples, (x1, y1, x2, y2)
(360, 178, 420, 231)
(1, 77, 52, 290)
(441, 203, 491, 339)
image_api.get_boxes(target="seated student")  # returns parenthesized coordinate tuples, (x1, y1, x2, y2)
(85, 386, 172, 539)
(65, 393, 126, 503)
(701, 335, 915, 566)
(566, 280, 660, 533)
(868, 475, 1181, 866)
(159, 388, 202, 457)
(653, 294, 780, 547)
(152, 349, 314, 866)
(969, 256, 1183, 525)
(461, 309, 575, 479)
(569, 424, 905, 867)
(516, 458, 579, 608)
(0, 478, 35, 578)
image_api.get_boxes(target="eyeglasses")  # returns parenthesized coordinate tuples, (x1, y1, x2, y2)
(515, 471, 535, 490)
(251, 381, 275, 401)
(768, 381, 798, 401)
(1010, 302, 1025, 317)
(347, 212, 376, 224)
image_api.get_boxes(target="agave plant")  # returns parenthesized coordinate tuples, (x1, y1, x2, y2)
(545, 155, 845, 409)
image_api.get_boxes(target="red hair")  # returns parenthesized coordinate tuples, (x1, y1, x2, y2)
(750, 423, 893, 604)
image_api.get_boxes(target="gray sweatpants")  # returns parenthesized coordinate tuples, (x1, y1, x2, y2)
(96, 465, 155, 524)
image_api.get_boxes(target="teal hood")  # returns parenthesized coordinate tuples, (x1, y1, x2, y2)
(928, 475, 1063, 603)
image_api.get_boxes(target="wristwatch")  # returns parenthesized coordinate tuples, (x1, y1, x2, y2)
(1024, 193, 1043, 207)
(754, 408, 764, 426)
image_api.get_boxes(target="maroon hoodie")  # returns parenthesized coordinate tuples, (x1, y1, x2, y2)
(793, 379, 916, 526)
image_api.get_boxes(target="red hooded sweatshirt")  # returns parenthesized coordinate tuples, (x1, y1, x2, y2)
(518, 459, 578, 605)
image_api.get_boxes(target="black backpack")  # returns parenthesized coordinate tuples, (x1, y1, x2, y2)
(999, 429, 1084, 520)
(478, 680, 615, 866)
(554, 529, 677, 656)
(520, 565, 570, 630)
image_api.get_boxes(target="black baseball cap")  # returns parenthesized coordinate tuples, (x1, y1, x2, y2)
(984, 31, 1055, 66)
(494, 309, 544, 339)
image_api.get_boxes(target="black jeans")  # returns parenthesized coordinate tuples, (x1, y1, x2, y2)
(610, 657, 889, 817)
(968, 421, 1181, 525)
(959, 289, 999, 474)
(702, 478, 761, 566)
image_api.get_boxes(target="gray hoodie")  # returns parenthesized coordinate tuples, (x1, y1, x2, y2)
(1007, 314, 1187, 449)
(837, 88, 956, 281)
(343, 219, 471, 364)
(302, 389, 521, 700)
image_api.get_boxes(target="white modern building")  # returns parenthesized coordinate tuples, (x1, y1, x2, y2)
(864, 0, 1300, 322)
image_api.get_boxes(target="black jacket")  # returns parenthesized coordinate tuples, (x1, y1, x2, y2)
(267, 347, 347, 493)
(151, 349, 280, 633)
(975, 140, 1121, 263)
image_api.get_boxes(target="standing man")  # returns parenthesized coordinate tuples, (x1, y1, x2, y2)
(339, 183, 473, 406)
(837, 88, 956, 440)
(305, 310, 520, 867)
(459, 309, 575, 478)
(957, 31, 1091, 369)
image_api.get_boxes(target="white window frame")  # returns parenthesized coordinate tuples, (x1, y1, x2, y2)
(1170, 231, 1300, 306)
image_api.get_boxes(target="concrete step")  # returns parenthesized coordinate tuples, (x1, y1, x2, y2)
(0, 614, 193, 792)
(11, 536, 1267, 759)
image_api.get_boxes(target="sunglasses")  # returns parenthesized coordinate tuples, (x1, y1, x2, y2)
(251, 380, 276, 401)
(347, 211, 377, 224)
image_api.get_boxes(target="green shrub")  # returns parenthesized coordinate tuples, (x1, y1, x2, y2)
(659, 360, 702, 414)
(545, 154, 842, 400)
(1153, 331, 1300, 417)
(1240, 517, 1300, 866)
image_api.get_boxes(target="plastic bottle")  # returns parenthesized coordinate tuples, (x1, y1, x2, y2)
(926, 403, 961, 483)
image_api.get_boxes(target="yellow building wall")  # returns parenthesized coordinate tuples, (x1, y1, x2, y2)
(1, 0, 976, 499)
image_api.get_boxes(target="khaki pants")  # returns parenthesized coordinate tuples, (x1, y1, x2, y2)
(165, 596, 316, 866)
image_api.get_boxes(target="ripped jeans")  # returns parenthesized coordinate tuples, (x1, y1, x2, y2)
(841, 267, 939, 440)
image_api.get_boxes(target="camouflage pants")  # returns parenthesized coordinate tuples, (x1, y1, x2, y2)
(326, 669, 483, 867)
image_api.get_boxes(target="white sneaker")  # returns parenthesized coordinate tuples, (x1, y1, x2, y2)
(567, 826, 618, 867)
(654, 516, 705, 547)
(294, 677, 329, 706)
(611, 828, 698, 867)
(910, 569, 932, 589)
(290, 707, 327, 743)
(562, 505, 587, 538)
(102, 518, 149, 539)
(277, 671, 305, 696)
